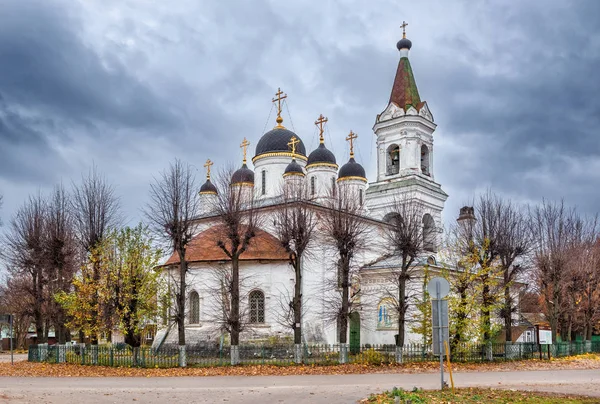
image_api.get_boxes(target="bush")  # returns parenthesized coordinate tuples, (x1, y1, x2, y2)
(354, 348, 386, 366)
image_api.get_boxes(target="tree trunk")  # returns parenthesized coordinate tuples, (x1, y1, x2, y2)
(90, 259, 101, 345)
(396, 269, 407, 348)
(33, 270, 47, 344)
(339, 255, 349, 344)
(481, 282, 491, 342)
(177, 251, 187, 346)
(231, 256, 240, 346)
(503, 278, 513, 343)
(293, 255, 302, 345)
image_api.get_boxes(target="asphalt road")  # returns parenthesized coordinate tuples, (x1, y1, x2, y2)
(0, 369, 599, 403)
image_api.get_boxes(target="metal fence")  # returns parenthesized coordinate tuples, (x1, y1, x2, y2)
(28, 341, 600, 368)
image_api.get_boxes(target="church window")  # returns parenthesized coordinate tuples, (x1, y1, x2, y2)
(386, 144, 400, 175)
(249, 290, 265, 323)
(261, 170, 266, 195)
(377, 298, 396, 329)
(421, 145, 430, 176)
(332, 177, 336, 197)
(311, 176, 316, 196)
(423, 214, 436, 252)
(189, 291, 200, 324)
(359, 189, 363, 205)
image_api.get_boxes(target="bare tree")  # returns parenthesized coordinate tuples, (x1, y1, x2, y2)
(3, 194, 47, 343)
(320, 185, 369, 359)
(145, 159, 201, 349)
(530, 200, 586, 343)
(561, 221, 599, 342)
(72, 166, 120, 344)
(211, 167, 261, 364)
(272, 182, 318, 360)
(44, 184, 78, 345)
(382, 195, 435, 357)
(493, 198, 534, 342)
(0, 274, 33, 349)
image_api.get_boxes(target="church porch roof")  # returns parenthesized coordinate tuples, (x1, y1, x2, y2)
(164, 226, 288, 265)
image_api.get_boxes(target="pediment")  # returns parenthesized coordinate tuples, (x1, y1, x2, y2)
(378, 102, 404, 123)
(418, 102, 434, 122)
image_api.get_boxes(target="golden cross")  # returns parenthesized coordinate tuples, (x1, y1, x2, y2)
(287, 136, 299, 158)
(272, 87, 287, 128)
(315, 114, 328, 144)
(400, 21, 408, 38)
(240, 138, 250, 164)
(204, 159, 213, 180)
(346, 130, 358, 158)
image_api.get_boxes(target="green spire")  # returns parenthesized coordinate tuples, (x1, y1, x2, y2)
(389, 56, 421, 111)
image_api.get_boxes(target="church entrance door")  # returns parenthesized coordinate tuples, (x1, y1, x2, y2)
(349, 312, 360, 354)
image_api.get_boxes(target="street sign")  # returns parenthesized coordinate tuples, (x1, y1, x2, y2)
(0, 314, 12, 324)
(427, 277, 450, 299)
(432, 299, 449, 355)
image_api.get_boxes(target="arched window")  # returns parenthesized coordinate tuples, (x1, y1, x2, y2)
(189, 291, 200, 324)
(261, 170, 266, 195)
(377, 298, 396, 329)
(421, 145, 430, 176)
(359, 189, 363, 205)
(386, 144, 400, 175)
(331, 177, 336, 197)
(249, 290, 265, 323)
(311, 176, 316, 196)
(383, 212, 402, 226)
(423, 214, 435, 252)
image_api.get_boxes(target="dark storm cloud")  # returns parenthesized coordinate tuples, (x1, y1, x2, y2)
(1, 0, 599, 229)
(0, 1, 178, 131)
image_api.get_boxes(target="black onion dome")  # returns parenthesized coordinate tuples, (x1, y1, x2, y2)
(283, 158, 304, 177)
(199, 179, 218, 194)
(254, 128, 306, 158)
(338, 157, 366, 181)
(396, 37, 412, 51)
(307, 143, 337, 167)
(231, 164, 254, 185)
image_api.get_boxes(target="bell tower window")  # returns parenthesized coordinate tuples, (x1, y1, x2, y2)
(386, 144, 400, 175)
(421, 145, 430, 176)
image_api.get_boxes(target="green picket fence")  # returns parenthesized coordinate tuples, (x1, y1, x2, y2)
(28, 341, 600, 368)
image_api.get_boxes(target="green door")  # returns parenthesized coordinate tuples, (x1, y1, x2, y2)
(349, 312, 361, 354)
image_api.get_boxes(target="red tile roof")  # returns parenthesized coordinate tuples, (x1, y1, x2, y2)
(164, 226, 288, 265)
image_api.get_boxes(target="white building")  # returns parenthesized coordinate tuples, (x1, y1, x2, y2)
(160, 30, 448, 348)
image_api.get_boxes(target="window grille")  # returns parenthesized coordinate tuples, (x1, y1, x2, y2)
(249, 290, 265, 323)
(189, 291, 200, 324)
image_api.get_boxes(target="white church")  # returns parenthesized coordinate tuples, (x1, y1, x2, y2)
(160, 28, 448, 348)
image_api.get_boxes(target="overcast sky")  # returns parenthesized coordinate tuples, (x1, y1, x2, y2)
(1, 0, 599, 229)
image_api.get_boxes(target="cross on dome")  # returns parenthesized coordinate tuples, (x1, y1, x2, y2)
(315, 114, 328, 144)
(400, 21, 408, 39)
(346, 130, 358, 158)
(272, 88, 288, 128)
(204, 159, 213, 180)
(287, 135, 300, 158)
(240, 138, 250, 164)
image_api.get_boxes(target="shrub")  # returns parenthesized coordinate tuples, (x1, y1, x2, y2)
(354, 348, 386, 366)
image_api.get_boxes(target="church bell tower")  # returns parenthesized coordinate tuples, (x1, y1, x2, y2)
(365, 23, 448, 244)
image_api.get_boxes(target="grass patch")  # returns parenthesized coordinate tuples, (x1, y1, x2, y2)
(364, 387, 599, 403)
